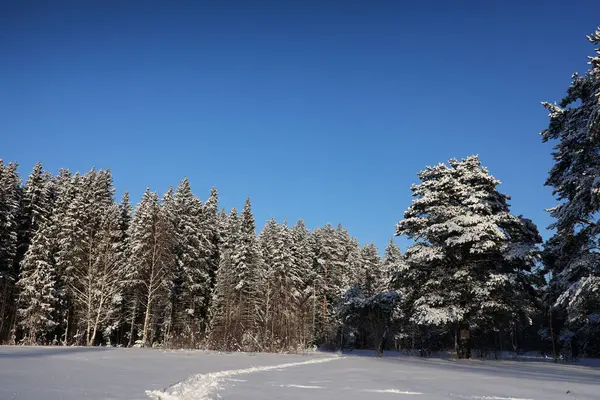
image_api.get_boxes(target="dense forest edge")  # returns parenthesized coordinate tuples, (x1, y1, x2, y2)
(0, 28, 599, 361)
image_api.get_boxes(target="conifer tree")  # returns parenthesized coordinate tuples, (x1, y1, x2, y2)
(0, 160, 22, 341)
(50, 169, 76, 343)
(382, 238, 401, 283)
(128, 188, 175, 346)
(16, 220, 57, 344)
(208, 208, 238, 349)
(18, 162, 52, 262)
(290, 219, 315, 346)
(359, 243, 383, 297)
(88, 204, 125, 345)
(312, 224, 346, 345)
(396, 156, 541, 358)
(204, 187, 221, 292)
(165, 178, 211, 346)
(258, 219, 304, 349)
(16, 163, 56, 344)
(116, 191, 137, 346)
(231, 198, 263, 349)
(259, 218, 280, 345)
(56, 169, 117, 345)
(541, 28, 600, 358)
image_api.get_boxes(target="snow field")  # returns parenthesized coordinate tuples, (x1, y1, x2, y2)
(1, 347, 599, 400)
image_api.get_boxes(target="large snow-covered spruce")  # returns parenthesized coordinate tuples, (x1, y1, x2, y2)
(128, 188, 175, 347)
(16, 163, 57, 344)
(541, 28, 600, 358)
(396, 155, 542, 358)
(209, 199, 265, 351)
(259, 219, 306, 350)
(0, 160, 22, 341)
(164, 178, 212, 346)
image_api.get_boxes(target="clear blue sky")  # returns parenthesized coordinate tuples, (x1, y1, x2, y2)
(1, 1, 599, 252)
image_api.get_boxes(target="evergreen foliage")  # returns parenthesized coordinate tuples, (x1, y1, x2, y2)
(541, 27, 600, 359)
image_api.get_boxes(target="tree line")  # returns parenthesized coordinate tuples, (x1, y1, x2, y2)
(0, 28, 598, 359)
(0, 164, 394, 351)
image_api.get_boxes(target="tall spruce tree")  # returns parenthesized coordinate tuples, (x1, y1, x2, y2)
(0, 160, 22, 342)
(18, 162, 52, 263)
(396, 156, 541, 358)
(56, 169, 117, 345)
(312, 224, 346, 346)
(259, 219, 304, 349)
(231, 198, 263, 349)
(16, 163, 56, 344)
(128, 188, 175, 347)
(541, 28, 600, 358)
(208, 208, 240, 350)
(165, 178, 211, 346)
(382, 238, 401, 283)
(359, 243, 384, 297)
(16, 221, 57, 344)
(290, 219, 315, 346)
(51, 169, 77, 343)
(204, 187, 221, 294)
(116, 191, 136, 346)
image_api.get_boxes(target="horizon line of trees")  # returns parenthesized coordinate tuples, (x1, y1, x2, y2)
(0, 28, 598, 360)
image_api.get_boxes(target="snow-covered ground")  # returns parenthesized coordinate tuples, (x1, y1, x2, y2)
(1, 346, 599, 400)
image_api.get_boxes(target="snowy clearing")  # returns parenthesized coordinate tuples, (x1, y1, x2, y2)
(1, 347, 599, 400)
(146, 355, 343, 400)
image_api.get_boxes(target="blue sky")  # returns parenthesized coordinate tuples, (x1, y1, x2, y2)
(1, 1, 599, 252)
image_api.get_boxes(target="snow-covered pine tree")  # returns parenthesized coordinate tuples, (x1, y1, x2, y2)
(16, 220, 57, 344)
(230, 198, 263, 350)
(128, 188, 175, 347)
(258, 219, 304, 350)
(382, 238, 401, 284)
(115, 191, 138, 347)
(541, 28, 600, 358)
(56, 169, 117, 345)
(204, 187, 221, 295)
(258, 217, 280, 346)
(342, 234, 362, 290)
(165, 178, 211, 347)
(290, 219, 315, 347)
(50, 169, 77, 343)
(15, 162, 57, 344)
(359, 243, 384, 297)
(87, 204, 125, 345)
(396, 156, 541, 358)
(312, 223, 346, 346)
(208, 208, 240, 350)
(342, 243, 388, 351)
(18, 162, 52, 258)
(0, 160, 22, 342)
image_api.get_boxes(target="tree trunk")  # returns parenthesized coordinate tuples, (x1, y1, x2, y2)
(375, 322, 388, 358)
(63, 309, 70, 346)
(458, 322, 471, 359)
(548, 307, 558, 362)
(454, 324, 459, 358)
(128, 299, 137, 347)
(142, 295, 152, 347)
(89, 295, 105, 346)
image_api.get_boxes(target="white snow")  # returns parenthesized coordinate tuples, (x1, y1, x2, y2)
(282, 384, 325, 389)
(458, 397, 533, 400)
(1, 347, 599, 400)
(364, 389, 424, 395)
(146, 355, 342, 400)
